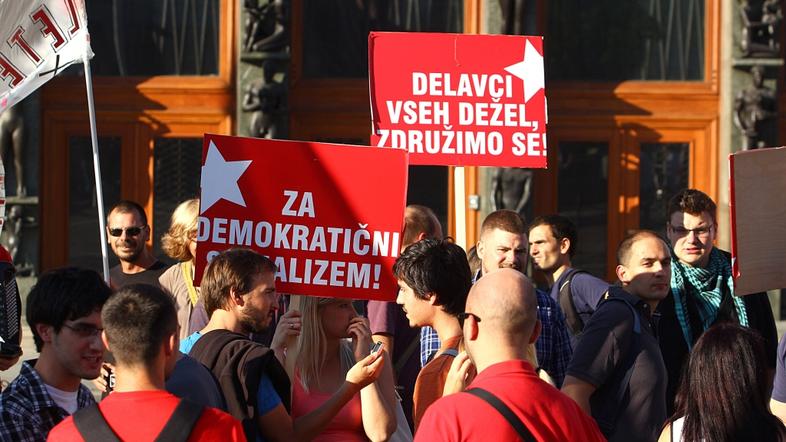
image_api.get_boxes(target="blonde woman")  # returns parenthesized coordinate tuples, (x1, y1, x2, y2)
(159, 198, 207, 339)
(288, 297, 397, 442)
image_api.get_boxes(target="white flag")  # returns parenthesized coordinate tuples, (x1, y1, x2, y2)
(0, 0, 92, 112)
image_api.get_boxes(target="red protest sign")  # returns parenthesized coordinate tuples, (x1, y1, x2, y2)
(195, 134, 408, 301)
(369, 32, 547, 168)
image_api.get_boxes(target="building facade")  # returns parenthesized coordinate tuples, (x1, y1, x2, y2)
(7, 1, 782, 304)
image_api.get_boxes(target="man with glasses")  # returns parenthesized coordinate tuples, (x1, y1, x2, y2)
(658, 188, 777, 412)
(48, 284, 244, 441)
(416, 269, 604, 441)
(0, 267, 111, 441)
(393, 238, 472, 430)
(106, 200, 168, 288)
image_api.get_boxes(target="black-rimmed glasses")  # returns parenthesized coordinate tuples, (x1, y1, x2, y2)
(457, 312, 481, 328)
(62, 323, 104, 338)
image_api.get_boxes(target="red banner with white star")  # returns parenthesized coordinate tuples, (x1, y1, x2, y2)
(369, 32, 548, 168)
(195, 134, 408, 301)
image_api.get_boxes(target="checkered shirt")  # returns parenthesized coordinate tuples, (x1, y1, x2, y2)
(0, 361, 95, 442)
(534, 288, 573, 387)
(419, 326, 441, 367)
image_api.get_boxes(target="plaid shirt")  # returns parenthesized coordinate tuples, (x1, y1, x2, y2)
(419, 326, 441, 367)
(420, 270, 573, 384)
(0, 361, 95, 442)
(534, 288, 573, 387)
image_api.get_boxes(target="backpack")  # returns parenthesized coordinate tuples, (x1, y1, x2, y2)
(72, 398, 203, 442)
(189, 329, 291, 441)
(557, 269, 607, 336)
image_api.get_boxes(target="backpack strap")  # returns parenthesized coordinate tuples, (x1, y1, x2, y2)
(441, 348, 459, 358)
(73, 404, 121, 442)
(558, 269, 587, 335)
(154, 399, 204, 442)
(74, 399, 204, 442)
(593, 294, 641, 436)
(464, 388, 535, 442)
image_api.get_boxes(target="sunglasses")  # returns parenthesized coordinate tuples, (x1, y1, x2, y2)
(108, 226, 145, 237)
(457, 312, 482, 328)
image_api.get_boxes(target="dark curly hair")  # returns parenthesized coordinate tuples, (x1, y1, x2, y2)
(392, 238, 472, 317)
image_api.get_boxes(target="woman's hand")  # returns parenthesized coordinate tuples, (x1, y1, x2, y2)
(347, 316, 373, 362)
(271, 310, 302, 353)
(345, 350, 385, 393)
(442, 351, 474, 396)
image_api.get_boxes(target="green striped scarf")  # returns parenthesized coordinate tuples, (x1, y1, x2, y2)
(670, 248, 749, 350)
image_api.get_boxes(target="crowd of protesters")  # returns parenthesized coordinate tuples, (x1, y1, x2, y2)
(0, 188, 785, 441)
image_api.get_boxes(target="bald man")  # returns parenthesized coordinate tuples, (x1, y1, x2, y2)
(562, 231, 670, 442)
(415, 269, 604, 441)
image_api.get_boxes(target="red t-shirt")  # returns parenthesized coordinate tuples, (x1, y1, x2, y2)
(47, 390, 245, 442)
(415, 360, 605, 442)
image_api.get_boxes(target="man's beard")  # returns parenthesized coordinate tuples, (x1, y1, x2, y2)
(114, 239, 143, 263)
(239, 305, 271, 335)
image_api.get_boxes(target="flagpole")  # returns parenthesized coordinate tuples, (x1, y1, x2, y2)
(454, 166, 466, 250)
(82, 50, 110, 284)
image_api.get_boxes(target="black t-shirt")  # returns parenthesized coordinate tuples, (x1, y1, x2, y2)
(109, 261, 169, 289)
(657, 280, 777, 415)
(567, 287, 667, 442)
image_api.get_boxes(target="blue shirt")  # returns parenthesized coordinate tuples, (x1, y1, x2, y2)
(420, 326, 441, 367)
(534, 288, 572, 387)
(420, 270, 573, 386)
(549, 268, 609, 343)
(180, 331, 202, 354)
(180, 331, 282, 415)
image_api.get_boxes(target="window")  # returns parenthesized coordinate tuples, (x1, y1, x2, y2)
(85, 0, 220, 76)
(546, 0, 705, 81)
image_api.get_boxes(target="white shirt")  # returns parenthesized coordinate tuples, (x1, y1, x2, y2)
(44, 383, 79, 414)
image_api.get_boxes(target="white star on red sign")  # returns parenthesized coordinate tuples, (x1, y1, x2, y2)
(503, 39, 545, 102)
(200, 140, 252, 213)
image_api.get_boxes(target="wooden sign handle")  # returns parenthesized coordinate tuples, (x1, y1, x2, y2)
(284, 294, 303, 381)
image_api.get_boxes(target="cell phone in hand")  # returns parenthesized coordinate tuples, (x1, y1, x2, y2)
(370, 341, 383, 354)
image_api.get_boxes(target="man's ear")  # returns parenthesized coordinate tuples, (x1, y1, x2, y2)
(426, 292, 438, 306)
(229, 287, 244, 307)
(615, 264, 628, 284)
(416, 232, 427, 242)
(35, 323, 54, 344)
(529, 319, 542, 344)
(476, 240, 484, 258)
(466, 317, 480, 342)
(165, 333, 177, 357)
(559, 238, 571, 256)
(101, 331, 112, 353)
